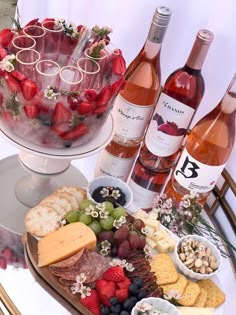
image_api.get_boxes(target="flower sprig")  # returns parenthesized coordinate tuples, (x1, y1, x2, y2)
(152, 192, 236, 257)
(71, 273, 91, 298)
(0, 54, 16, 72)
(55, 19, 81, 39)
(44, 86, 80, 100)
(92, 25, 112, 37)
(87, 39, 106, 59)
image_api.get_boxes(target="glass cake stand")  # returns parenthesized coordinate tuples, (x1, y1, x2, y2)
(0, 114, 114, 235)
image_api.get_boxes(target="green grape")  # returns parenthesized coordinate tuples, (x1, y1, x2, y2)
(65, 210, 80, 223)
(103, 201, 114, 214)
(100, 215, 114, 230)
(89, 220, 102, 235)
(111, 207, 126, 220)
(79, 213, 92, 225)
(80, 199, 96, 211)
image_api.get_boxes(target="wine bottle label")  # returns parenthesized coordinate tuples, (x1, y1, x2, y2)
(174, 148, 226, 193)
(128, 179, 157, 209)
(94, 150, 135, 182)
(112, 95, 154, 139)
(145, 93, 195, 156)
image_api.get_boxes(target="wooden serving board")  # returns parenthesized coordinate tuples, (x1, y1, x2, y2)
(25, 232, 93, 315)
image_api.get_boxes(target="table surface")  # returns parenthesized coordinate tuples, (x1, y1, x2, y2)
(0, 136, 235, 315)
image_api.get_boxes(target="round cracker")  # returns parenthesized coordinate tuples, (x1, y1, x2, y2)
(55, 191, 79, 210)
(40, 193, 73, 212)
(56, 186, 86, 204)
(40, 201, 66, 216)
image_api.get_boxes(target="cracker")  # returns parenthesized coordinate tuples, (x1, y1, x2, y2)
(161, 273, 188, 297)
(197, 279, 225, 307)
(40, 201, 66, 216)
(194, 287, 208, 307)
(150, 253, 178, 285)
(25, 205, 60, 237)
(177, 280, 201, 306)
(55, 192, 79, 210)
(56, 186, 86, 204)
(41, 193, 72, 212)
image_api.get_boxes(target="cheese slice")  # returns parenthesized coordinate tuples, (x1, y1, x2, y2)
(176, 307, 214, 315)
(37, 222, 96, 267)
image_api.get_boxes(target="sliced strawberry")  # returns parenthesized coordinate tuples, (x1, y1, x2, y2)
(0, 257, 7, 269)
(96, 85, 112, 107)
(21, 79, 38, 101)
(51, 122, 70, 137)
(5, 74, 21, 93)
(0, 28, 14, 48)
(42, 18, 56, 30)
(77, 101, 95, 115)
(96, 279, 116, 306)
(112, 55, 126, 75)
(103, 266, 125, 282)
(112, 77, 125, 96)
(93, 104, 108, 115)
(116, 276, 131, 289)
(24, 104, 39, 119)
(10, 70, 27, 82)
(115, 287, 129, 303)
(79, 289, 101, 315)
(24, 18, 41, 27)
(84, 89, 97, 102)
(0, 47, 7, 61)
(67, 95, 82, 111)
(1, 247, 14, 264)
(0, 92, 3, 105)
(77, 25, 84, 32)
(39, 104, 50, 114)
(62, 123, 88, 141)
(53, 102, 71, 124)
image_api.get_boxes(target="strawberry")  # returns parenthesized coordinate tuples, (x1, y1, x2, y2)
(112, 77, 125, 96)
(21, 79, 38, 101)
(0, 92, 3, 105)
(103, 266, 125, 282)
(96, 279, 116, 306)
(112, 55, 126, 75)
(79, 289, 101, 315)
(62, 123, 88, 141)
(77, 101, 94, 115)
(84, 89, 97, 102)
(24, 104, 39, 119)
(96, 85, 112, 107)
(0, 47, 7, 60)
(0, 28, 14, 48)
(51, 122, 70, 137)
(24, 18, 41, 27)
(116, 276, 131, 289)
(53, 102, 71, 124)
(5, 75, 21, 93)
(1, 247, 14, 264)
(115, 287, 129, 303)
(10, 70, 27, 82)
(0, 257, 7, 270)
(67, 95, 82, 110)
(93, 104, 108, 115)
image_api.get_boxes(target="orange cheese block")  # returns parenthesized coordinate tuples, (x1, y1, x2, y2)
(37, 222, 96, 267)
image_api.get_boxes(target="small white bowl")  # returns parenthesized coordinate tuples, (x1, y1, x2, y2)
(174, 235, 222, 280)
(87, 175, 133, 208)
(131, 297, 180, 315)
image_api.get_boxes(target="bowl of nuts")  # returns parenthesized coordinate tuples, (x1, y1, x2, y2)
(174, 235, 222, 280)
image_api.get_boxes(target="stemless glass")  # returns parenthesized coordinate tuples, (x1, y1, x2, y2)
(16, 49, 41, 81)
(23, 25, 46, 55)
(77, 57, 100, 90)
(42, 21, 63, 61)
(11, 35, 36, 54)
(36, 60, 60, 92)
(59, 66, 83, 93)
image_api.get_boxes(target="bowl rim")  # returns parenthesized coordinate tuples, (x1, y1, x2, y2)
(174, 234, 222, 279)
(131, 297, 180, 315)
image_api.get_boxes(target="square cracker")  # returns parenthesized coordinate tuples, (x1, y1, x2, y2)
(177, 280, 201, 306)
(197, 279, 225, 307)
(150, 253, 178, 285)
(161, 273, 188, 297)
(194, 287, 208, 307)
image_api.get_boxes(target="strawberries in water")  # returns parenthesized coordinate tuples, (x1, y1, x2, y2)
(21, 79, 38, 101)
(5, 75, 21, 93)
(84, 89, 97, 102)
(62, 123, 88, 141)
(77, 101, 94, 115)
(0, 257, 7, 270)
(103, 266, 125, 282)
(24, 104, 39, 119)
(51, 122, 70, 137)
(11, 70, 27, 82)
(53, 102, 71, 124)
(80, 289, 101, 315)
(96, 279, 116, 306)
(96, 85, 112, 107)
(112, 55, 126, 75)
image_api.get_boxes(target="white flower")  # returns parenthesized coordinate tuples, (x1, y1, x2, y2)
(91, 209, 99, 218)
(101, 240, 111, 249)
(119, 216, 127, 224)
(111, 189, 121, 199)
(44, 86, 60, 100)
(99, 209, 109, 219)
(143, 245, 154, 259)
(113, 219, 122, 229)
(71, 282, 83, 294)
(75, 273, 86, 284)
(100, 187, 109, 197)
(136, 301, 153, 312)
(85, 204, 95, 215)
(60, 218, 67, 226)
(96, 203, 106, 211)
(80, 286, 91, 299)
(164, 289, 182, 300)
(125, 262, 134, 272)
(0, 54, 16, 72)
(141, 226, 149, 235)
(100, 247, 109, 256)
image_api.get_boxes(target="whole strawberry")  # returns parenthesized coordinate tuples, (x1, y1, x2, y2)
(95, 279, 116, 306)
(79, 289, 101, 315)
(103, 266, 125, 282)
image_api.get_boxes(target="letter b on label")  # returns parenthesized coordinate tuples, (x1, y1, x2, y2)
(176, 156, 200, 179)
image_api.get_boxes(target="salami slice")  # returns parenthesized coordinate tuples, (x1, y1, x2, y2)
(49, 248, 84, 273)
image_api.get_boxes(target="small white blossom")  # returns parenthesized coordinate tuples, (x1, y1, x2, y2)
(164, 289, 182, 300)
(96, 203, 106, 211)
(60, 218, 67, 226)
(143, 245, 154, 259)
(141, 226, 150, 235)
(91, 209, 99, 218)
(71, 282, 83, 294)
(100, 187, 109, 197)
(75, 273, 86, 284)
(44, 86, 60, 100)
(80, 286, 91, 299)
(111, 189, 121, 199)
(109, 258, 123, 266)
(0, 54, 16, 72)
(125, 262, 134, 272)
(100, 247, 110, 256)
(99, 209, 109, 219)
(101, 240, 111, 249)
(85, 204, 95, 215)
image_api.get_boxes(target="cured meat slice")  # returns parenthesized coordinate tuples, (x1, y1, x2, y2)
(49, 248, 84, 273)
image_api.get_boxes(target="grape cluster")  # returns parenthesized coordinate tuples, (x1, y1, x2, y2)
(101, 277, 147, 315)
(97, 218, 146, 259)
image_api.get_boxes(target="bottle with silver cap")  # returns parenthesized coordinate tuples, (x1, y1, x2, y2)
(94, 6, 172, 182)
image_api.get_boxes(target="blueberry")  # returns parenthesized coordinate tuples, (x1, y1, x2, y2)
(110, 296, 119, 306)
(128, 283, 139, 295)
(123, 296, 138, 311)
(132, 277, 144, 288)
(110, 304, 121, 313)
(120, 311, 129, 315)
(137, 290, 147, 300)
(101, 306, 110, 315)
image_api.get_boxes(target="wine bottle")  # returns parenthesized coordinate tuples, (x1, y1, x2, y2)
(94, 134, 141, 182)
(111, 6, 172, 142)
(164, 73, 236, 205)
(139, 29, 214, 172)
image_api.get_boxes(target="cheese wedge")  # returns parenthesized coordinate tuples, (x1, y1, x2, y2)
(176, 307, 214, 315)
(37, 222, 96, 267)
